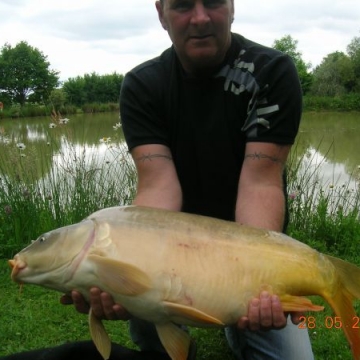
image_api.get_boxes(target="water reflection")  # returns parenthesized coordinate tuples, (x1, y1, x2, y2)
(298, 112, 360, 178)
(0, 113, 126, 187)
(301, 147, 358, 191)
(0, 111, 359, 194)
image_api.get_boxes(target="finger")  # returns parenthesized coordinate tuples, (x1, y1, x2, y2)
(270, 295, 287, 329)
(89, 287, 105, 318)
(236, 316, 249, 330)
(100, 291, 121, 320)
(247, 297, 261, 331)
(290, 312, 304, 325)
(258, 291, 273, 330)
(99, 293, 132, 321)
(60, 293, 73, 305)
(72, 290, 90, 314)
(113, 304, 132, 321)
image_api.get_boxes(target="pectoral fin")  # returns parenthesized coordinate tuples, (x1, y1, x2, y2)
(89, 308, 111, 360)
(88, 255, 152, 296)
(156, 322, 191, 360)
(279, 294, 324, 312)
(163, 301, 224, 326)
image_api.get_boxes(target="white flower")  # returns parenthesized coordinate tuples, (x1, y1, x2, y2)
(59, 118, 70, 124)
(49, 123, 57, 128)
(113, 122, 122, 130)
(100, 137, 111, 144)
(16, 143, 26, 150)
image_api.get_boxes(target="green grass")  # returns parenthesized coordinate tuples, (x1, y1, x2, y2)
(0, 103, 119, 119)
(0, 260, 135, 355)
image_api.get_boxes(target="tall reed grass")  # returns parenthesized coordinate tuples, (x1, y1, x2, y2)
(287, 143, 360, 260)
(0, 124, 136, 258)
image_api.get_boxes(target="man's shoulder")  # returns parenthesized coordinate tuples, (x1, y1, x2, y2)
(126, 47, 175, 80)
(232, 33, 285, 62)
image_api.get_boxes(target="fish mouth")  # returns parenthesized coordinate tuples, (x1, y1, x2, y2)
(8, 256, 27, 282)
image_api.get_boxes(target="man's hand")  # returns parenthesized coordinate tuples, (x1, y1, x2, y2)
(237, 291, 302, 331)
(60, 288, 131, 321)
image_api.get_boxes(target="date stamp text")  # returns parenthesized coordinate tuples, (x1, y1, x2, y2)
(298, 316, 360, 329)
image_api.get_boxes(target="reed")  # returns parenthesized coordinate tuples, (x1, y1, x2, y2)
(0, 125, 137, 258)
(286, 142, 360, 259)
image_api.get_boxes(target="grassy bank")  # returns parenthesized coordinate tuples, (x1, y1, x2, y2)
(0, 102, 119, 120)
(0, 123, 359, 359)
(303, 93, 360, 112)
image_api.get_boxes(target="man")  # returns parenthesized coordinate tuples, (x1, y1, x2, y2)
(69, 0, 313, 359)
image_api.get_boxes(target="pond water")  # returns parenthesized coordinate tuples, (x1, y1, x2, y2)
(0, 111, 359, 196)
(295, 112, 360, 192)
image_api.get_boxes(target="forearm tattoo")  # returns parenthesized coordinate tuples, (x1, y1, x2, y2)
(245, 152, 284, 165)
(136, 153, 173, 162)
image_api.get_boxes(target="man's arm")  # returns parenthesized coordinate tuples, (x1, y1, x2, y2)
(236, 142, 289, 231)
(131, 144, 182, 210)
(235, 141, 301, 331)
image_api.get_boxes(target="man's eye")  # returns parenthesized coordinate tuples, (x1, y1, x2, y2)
(204, 0, 226, 8)
(171, 0, 226, 11)
(172, 1, 192, 11)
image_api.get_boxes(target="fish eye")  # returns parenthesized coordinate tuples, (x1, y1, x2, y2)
(39, 236, 46, 243)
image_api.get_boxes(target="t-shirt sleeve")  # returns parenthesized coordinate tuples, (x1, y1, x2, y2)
(120, 67, 169, 152)
(242, 54, 302, 145)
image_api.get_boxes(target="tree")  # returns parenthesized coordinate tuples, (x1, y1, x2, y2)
(0, 41, 59, 105)
(311, 52, 355, 96)
(347, 35, 360, 91)
(272, 35, 313, 94)
(62, 76, 86, 106)
(49, 88, 67, 110)
(63, 72, 123, 106)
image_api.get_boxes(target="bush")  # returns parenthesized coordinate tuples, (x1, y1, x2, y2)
(303, 94, 360, 111)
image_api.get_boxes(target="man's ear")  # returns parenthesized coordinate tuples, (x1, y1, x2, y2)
(230, 0, 235, 23)
(155, 1, 168, 30)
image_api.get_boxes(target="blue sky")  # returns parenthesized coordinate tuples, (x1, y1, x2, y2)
(1, 0, 359, 81)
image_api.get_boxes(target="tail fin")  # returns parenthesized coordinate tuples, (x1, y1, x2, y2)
(325, 255, 360, 360)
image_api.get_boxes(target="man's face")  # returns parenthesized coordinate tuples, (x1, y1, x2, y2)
(156, 0, 234, 74)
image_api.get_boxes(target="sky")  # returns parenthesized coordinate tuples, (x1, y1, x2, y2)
(1, 0, 359, 81)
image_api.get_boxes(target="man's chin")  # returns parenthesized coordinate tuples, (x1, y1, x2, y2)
(187, 50, 223, 69)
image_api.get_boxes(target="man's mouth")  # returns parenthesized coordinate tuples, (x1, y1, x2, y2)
(190, 34, 213, 40)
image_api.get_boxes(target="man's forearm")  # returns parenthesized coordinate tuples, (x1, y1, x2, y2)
(235, 184, 285, 232)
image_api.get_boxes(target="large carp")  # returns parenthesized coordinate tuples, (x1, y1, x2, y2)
(8, 206, 360, 360)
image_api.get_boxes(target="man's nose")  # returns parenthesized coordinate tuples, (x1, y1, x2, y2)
(190, 2, 210, 25)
